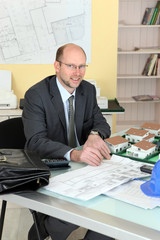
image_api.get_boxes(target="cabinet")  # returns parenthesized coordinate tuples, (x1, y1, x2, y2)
(116, 0, 160, 132)
(0, 109, 22, 122)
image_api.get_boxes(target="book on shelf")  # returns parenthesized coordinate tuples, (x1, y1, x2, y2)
(153, 1, 160, 24)
(142, 54, 159, 76)
(141, 1, 160, 25)
(142, 56, 152, 75)
(152, 57, 158, 75)
(150, 7, 158, 24)
(147, 54, 158, 76)
(155, 10, 160, 24)
(157, 58, 160, 75)
(132, 95, 160, 101)
(142, 8, 152, 25)
(141, 8, 153, 24)
(150, 95, 160, 101)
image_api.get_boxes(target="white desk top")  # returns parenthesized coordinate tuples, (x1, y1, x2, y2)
(0, 161, 160, 240)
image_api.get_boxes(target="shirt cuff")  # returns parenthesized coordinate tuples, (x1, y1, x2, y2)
(64, 149, 73, 161)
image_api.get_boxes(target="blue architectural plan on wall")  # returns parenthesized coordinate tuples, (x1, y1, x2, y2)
(0, 0, 91, 64)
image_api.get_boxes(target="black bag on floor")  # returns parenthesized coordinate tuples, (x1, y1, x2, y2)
(0, 149, 50, 193)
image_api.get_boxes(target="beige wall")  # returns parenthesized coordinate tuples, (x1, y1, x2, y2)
(0, 0, 118, 131)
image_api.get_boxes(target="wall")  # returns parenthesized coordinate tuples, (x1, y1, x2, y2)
(0, 0, 118, 132)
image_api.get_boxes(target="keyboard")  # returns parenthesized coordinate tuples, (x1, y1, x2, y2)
(41, 158, 70, 169)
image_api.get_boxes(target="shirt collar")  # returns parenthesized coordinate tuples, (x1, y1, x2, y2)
(56, 77, 76, 103)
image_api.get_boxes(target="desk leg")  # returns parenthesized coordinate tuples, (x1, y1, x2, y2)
(30, 210, 43, 240)
(0, 200, 7, 240)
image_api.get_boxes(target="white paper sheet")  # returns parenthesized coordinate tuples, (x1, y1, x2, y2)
(104, 180, 160, 209)
(44, 155, 151, 201)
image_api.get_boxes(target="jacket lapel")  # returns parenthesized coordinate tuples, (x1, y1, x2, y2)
(49, 77, 67, 136)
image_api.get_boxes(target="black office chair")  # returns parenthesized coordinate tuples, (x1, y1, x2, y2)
(0, 117, 43, 240)
(0, 117, 26, 149)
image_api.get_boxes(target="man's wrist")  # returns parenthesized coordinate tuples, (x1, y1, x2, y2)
(90, 130, 99, 136)
(70, 149, 81, 162)
(89, 130, 104, 139)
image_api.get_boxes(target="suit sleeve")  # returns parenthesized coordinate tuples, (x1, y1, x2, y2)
(81, 84, 111, 142)
(22, 88, 71, 159)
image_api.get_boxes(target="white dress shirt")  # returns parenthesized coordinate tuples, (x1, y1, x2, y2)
(56, 78, 79, 160)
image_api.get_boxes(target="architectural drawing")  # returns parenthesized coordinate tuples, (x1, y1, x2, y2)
(0, 0, 91, 64)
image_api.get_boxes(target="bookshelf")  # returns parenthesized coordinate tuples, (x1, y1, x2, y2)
(116, 0, 160, 132)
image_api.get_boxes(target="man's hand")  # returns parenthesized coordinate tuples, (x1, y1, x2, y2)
(70, 135, 111, 166)
(70, 147, 103, 166)
(83, 134, 111, 160)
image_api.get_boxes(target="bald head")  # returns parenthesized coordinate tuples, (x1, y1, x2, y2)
(55, 43, 86, 62)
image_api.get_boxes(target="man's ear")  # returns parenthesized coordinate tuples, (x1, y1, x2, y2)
(54, 61, 60, 72)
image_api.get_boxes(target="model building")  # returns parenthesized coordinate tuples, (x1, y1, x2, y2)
(105, 136, 130, 153)
(141, 122, 160, 137)
(125, 128, 154, 143)
(126, 140, 157, 159)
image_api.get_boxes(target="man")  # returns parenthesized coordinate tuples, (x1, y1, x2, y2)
(23, 43, 113, 240)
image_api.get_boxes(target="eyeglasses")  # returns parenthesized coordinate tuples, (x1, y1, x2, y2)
(57, 61, 88, 72)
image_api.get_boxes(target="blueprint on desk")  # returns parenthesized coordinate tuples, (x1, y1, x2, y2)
(44, 155, 151, 201)
(0, 0, 91, 64)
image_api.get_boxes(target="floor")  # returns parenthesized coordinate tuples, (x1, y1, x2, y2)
(1, 203, 32, 240)
(0, 202, 87, 240)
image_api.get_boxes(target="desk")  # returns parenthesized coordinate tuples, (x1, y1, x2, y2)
(0, 161, 160, 240)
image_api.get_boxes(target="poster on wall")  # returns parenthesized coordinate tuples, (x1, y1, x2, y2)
(0, 0, 91, 64)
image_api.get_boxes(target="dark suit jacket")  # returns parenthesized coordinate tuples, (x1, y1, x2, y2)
(22, 75, 111, 158)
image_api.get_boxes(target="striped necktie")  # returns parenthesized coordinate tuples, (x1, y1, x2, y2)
(68, 96, 77, 148)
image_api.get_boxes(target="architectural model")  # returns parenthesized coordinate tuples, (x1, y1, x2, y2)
(143, 133, 155, 142)
(141, 122, 160, 137)
(105, 136, 130, 153)
(125, 128, 155, 143)
(126, 140, 157, 159)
